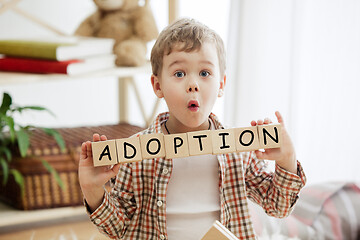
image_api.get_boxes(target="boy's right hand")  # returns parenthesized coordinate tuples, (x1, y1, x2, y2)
(78, 133, 121, 212)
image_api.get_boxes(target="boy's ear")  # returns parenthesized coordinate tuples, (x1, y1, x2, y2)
(218, 75, 226, 97)
(151, 74, 164, 98)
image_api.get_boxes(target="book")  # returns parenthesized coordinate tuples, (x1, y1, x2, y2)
(0, 37, 115, 61)
(201, 220, 239, 240)
(0, 54, 116, 75)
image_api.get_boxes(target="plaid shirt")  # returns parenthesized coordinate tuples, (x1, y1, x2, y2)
(87, 112, 306, 239)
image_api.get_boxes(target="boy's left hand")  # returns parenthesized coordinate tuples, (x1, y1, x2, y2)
(251, 111, 297, 174)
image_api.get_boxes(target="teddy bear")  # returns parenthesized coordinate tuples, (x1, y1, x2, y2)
(75, 0, 158, 67)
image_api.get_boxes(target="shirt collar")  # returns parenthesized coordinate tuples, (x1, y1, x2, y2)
(149, 112, 224, 133)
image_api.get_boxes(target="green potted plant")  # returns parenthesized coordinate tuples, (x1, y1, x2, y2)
(0, 92, 66, 208)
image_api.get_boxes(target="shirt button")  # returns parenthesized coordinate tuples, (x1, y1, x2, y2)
(157, 200, 163, 207)
(291, 182, 298, 188)
(94, 218, 101, 224)
(162, 168, 169, 175)
(160, 234, 166, 240)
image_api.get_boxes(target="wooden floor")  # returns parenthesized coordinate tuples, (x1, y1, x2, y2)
(0, 202, 109, 240)
(0, 220, 108, 240)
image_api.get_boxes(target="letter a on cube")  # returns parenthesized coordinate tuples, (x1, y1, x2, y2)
(92, 140, 118, 167)
(116, 137, 142, 163)
(235, 126, 260, 152)
(140, 133, 166, 159)
(258, 124, 282, 149)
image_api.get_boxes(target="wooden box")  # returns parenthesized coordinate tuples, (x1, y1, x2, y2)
(0, 123, 144, 210)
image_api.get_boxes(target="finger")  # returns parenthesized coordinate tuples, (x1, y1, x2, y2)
(254, 150, 265, 160)
(264, 118, 271, 125)
(93, 133, 101, 142)
(100, 135, 108, 141)
(111, 163, 121, 175)
(275, 111, 284, 125)
(80, 142, 88, 159)
(257, 119, 264, 125)
(85, 141, 92, 157)
(251, 120, 257, 126)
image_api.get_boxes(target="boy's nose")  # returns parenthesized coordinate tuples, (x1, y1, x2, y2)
(187, 81, 199, 93)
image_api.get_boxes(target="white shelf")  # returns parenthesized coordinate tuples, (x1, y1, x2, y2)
(0, 62, 152, 85)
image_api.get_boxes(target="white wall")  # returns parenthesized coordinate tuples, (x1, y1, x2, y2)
(226, 0, 360, 184)
(225, 0, 294, 127)
(0, 0, 230, 129)
(290, 0, 360, 184)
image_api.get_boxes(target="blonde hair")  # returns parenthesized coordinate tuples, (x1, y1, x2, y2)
(150, 18, 226, 76)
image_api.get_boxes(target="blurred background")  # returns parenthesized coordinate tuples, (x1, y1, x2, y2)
(0, 0, 359, 189)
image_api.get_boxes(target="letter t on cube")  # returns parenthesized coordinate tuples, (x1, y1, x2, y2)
(187, 130, 213, 156)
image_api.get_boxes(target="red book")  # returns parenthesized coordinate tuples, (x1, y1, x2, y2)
(0, 55, 115, 75)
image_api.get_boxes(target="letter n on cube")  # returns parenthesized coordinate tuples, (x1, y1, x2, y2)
(258, 124, 282, 149)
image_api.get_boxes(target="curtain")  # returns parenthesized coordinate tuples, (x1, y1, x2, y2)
(225, 0, 360, 184)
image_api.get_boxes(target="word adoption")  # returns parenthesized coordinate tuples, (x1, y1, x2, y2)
(92, 124, 282, 167)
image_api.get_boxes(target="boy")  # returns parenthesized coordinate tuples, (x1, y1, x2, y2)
(79, 18, 306, 239)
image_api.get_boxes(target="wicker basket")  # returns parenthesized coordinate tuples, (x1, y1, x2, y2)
(0, 123, 144, 210)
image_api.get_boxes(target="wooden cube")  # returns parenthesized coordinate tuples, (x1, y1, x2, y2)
(211, 129, 236, 155)
(116, 137, 142, 163)
(140, 133, 166, 159)
(235, 126, 260, 152)
(187, 130, 213, 156)
(164, 133, 189, 159)
(258, 124, 282, 149)
(92, 140, 118, 167)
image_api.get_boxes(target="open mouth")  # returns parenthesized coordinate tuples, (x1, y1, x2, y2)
(188, 100, 199, 112)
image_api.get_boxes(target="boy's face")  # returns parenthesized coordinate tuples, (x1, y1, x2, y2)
(151, 42, 226, 131)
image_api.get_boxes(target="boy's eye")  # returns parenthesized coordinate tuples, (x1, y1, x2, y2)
(200, 71, 210, 77)
(174, 71, 185, 78)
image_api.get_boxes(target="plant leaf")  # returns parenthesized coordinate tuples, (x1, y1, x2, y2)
(41, 159, 64, 190)
(0, 146, 12, 162)
(10, 169, 24, 197)
(14, 106, 56, 117)
(41, 128, 66, 152)
(4, 116, 15, 142)
(0, 157, 9, 185)
(0, 92, 12, 115)
(16, 128, 30, 157)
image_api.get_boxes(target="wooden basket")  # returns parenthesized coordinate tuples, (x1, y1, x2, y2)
(0, 123, 144, 210)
